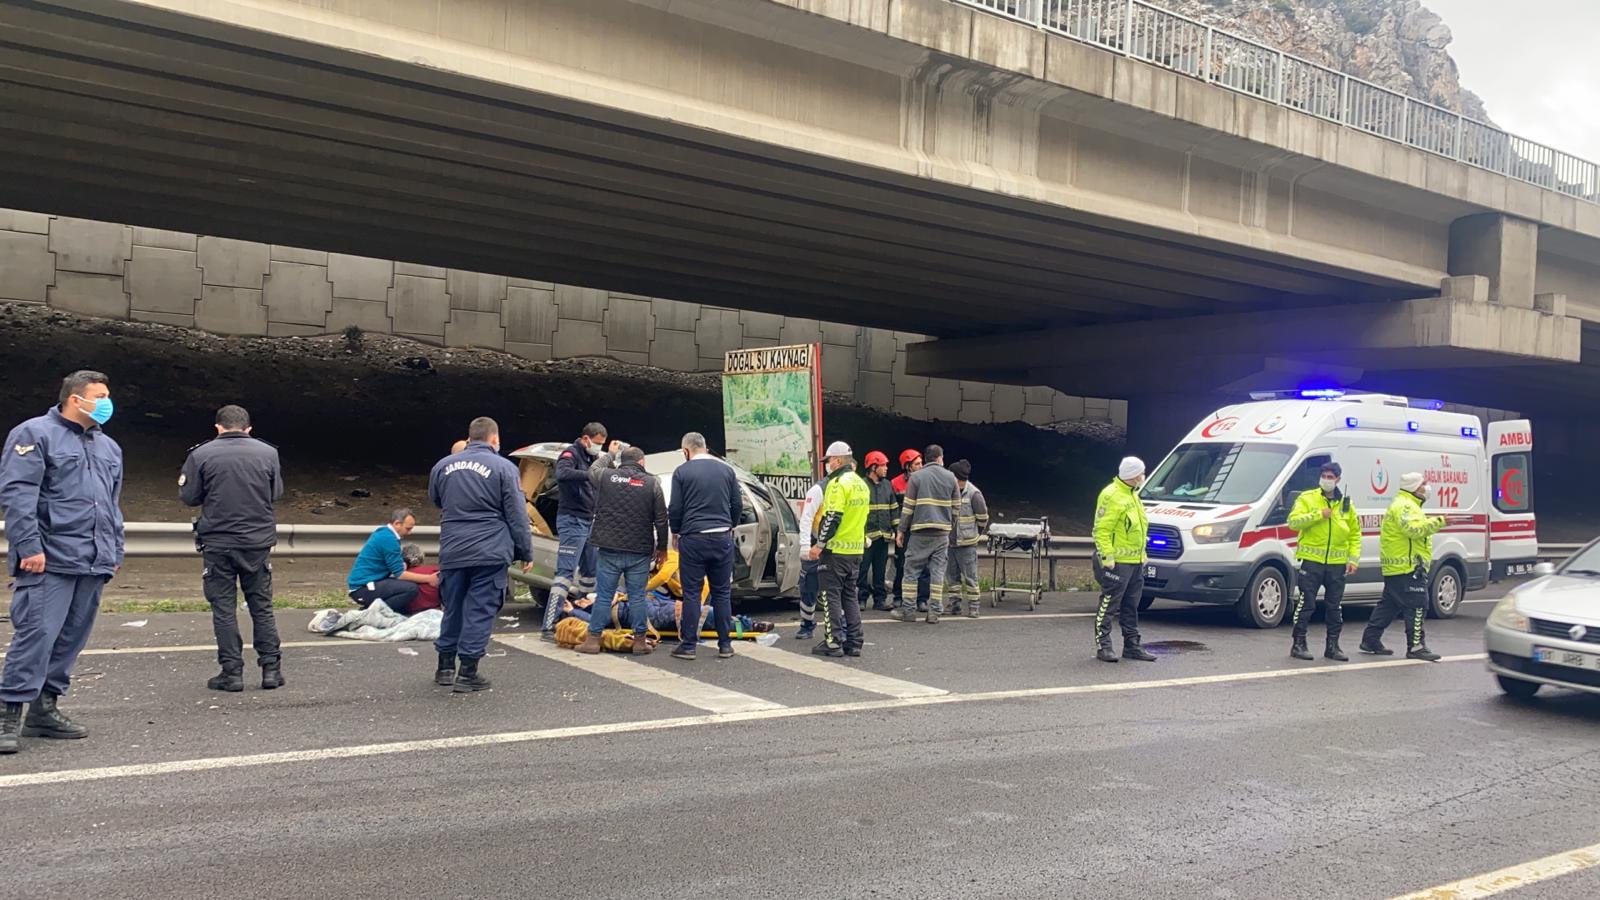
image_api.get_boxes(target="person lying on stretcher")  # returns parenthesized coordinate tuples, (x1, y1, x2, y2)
(564, 590, 774, 638)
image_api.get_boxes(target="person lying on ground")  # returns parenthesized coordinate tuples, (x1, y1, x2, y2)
(564, 590, 774, 637)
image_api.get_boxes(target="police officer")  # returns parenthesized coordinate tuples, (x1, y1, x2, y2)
(429, 417, 535, 692)
(809, 442, 870, 657)
(1093, 457, 1155, 663)
(180, 404, 285, 692)
(1361, 472, 1445, 662)
(1286, 461, 1360, 662)
(0, 370, 123, 754)
(541, 422, 607, 640)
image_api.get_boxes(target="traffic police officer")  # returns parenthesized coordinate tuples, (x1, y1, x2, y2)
(1361, 472, 1445, 661)
(1286, 461, 1361, 662)
(429, 417, 534, 692)
(0, 370, 123, 754)
(809, 442, 870, 657)
(1093, 457, 1155, 663)
(180, 404, 285, 692)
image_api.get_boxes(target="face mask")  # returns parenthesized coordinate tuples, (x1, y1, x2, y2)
(586, 441, 601, 456)
(74, 395, 114, 426)
(1320, 478, 1338, 491)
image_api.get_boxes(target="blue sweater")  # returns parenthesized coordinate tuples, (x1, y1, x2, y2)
(668, 456, 743, 535)
(348, 525, 404, 590)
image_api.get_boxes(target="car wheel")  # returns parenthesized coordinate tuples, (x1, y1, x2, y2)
(1138, 594, 1155, 612)
(1496, 675, 1540, 699)
(1428, 564, 1463, 619)
(1234, 567, 1288, 628)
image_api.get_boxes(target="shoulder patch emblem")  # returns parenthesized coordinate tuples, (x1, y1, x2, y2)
(13, 444, 36, 456)
(177, 473, 187, 487)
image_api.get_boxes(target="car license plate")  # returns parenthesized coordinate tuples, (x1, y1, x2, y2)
(1534, 646, 1600, 671)
(1145, 565, 1158, 579)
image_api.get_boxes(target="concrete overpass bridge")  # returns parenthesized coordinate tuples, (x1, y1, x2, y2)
(0, 0, 1595, 452)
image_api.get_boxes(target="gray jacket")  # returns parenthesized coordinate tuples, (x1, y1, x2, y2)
(951, 481, 990, 547)
(897, 462, 960, 538)
(180, 431, 282, 550)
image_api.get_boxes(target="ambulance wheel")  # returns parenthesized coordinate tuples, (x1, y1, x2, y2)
(1428, 564, 1463, 619)
(1138, 594, 1155, 612)
(1234, 567, 1288, 628)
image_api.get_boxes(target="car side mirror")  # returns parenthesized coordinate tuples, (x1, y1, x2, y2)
(1533, 562, 1556, 577)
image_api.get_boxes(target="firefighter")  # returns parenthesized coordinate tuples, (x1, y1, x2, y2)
(857, 450, 896, 611)
(1093, 457, 1154, 662)
(1361, 472, 1445, 661)
(809, 442, 870, 656)
(894, 445, 960, 625)
(946, 459, 988, 618)
(890, 449, 931, 611)
(1286, 461, 1361, 662)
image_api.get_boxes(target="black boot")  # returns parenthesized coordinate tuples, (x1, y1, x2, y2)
(1122, 643, 1157, 662)
(453, 656, 491, 693)
(1290, 637, 1314, 661)
(261, 661, 285, 690)
(22, 693, 89, 739)
(1096, 647, 1119, 663)
(1324, 639, 1349, 662)
(435, 652, 458, 687)
(207, 668, 245, 693)
(0, 702, 21, 754)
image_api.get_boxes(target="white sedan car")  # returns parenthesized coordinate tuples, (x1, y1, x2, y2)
(1485, 539, 1600, 698)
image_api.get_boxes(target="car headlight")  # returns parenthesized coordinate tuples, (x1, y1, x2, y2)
(1191, 519, 1247, 544)
(1488, 596, 1530, 632)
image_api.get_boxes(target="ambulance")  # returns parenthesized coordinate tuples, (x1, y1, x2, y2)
(1138, 391, 1537, 627)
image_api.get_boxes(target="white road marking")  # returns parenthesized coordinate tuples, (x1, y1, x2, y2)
(739, 643, 947, 698)
(495, 634, 784, 714)
(1391, 840, 1600, 899)
(0, 653, 1485, 790)
(0, 639, 388, 659)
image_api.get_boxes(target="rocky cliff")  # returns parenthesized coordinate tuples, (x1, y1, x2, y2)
(1161, 0, 1491, 122)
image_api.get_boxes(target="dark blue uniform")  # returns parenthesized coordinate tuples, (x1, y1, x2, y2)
(0, 407, 124, 704)
(428, 441, 533, 660)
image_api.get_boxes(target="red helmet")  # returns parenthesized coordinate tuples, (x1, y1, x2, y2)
(899, 448, 922, 467)
(865, 450, 889, 468)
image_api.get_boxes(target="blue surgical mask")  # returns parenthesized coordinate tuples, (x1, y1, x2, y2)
(74, 395, 114, 426)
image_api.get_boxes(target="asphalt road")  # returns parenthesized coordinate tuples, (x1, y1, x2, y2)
(2, 584, 1598, 899)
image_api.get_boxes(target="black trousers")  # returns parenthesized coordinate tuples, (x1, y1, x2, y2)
(1092, 559, 1144, 650)
(818, 551, 864, 649)
(203, 547, 280, 671)
(1363, 572, 1428, 650)
(857, 537, 890, 608)
(1291, 561, 1347, 643)
(892, 540, 931, 606)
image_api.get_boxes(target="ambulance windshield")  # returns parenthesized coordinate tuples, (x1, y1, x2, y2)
(1141, 442, 1295, 504)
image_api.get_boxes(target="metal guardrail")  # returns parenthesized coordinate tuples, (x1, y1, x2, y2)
(1, 524, 1578, 592)
(954, 0, 1600, 204)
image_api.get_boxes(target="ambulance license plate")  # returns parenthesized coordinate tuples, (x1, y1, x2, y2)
(1534, 646, 1600, 671)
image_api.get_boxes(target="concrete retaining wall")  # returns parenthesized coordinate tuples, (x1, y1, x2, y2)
(0, 209, 1126, 429)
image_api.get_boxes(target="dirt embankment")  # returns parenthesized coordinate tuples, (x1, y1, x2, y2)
(0, 302, 1123, 533)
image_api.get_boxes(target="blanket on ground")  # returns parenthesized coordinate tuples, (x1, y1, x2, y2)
(308, 601, 442, 642)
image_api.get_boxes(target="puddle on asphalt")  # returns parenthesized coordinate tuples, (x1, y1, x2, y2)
(1141, 640, 1210, 655)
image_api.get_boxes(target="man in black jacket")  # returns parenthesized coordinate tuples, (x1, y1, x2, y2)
(857, 450, 896, 611)
(179, 404, 284, 693)
(576, 446, 667, 655)
(667, 432, 742, 660)
(541, 422, 608, 640)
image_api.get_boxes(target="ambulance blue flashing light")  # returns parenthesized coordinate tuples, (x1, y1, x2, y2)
(1407, 421, 1421, 432)
(1345, 417, 1360, 428)
(1462, 426, 1481, 438)
(1299, 388, 1345, 399)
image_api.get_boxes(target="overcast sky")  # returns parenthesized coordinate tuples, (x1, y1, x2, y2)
(1424, 0, 1600, 163)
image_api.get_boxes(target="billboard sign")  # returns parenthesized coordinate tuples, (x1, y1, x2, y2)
(723, 343, 823, 516)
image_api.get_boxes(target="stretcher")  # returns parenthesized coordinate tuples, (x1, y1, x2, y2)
(986, 518, 1050, 611)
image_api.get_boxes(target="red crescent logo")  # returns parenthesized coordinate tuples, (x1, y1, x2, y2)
(1499, 467, 1526, 506)
(1371, 462, 1390, 496)
(1254, 416, 1287, 435)
(1201, 417, 1239, 439)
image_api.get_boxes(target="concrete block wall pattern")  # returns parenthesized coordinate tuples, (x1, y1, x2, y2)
(0, 209, 1126, 429)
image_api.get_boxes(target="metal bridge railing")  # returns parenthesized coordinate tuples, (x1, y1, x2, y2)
(955, 0, 1600, 205)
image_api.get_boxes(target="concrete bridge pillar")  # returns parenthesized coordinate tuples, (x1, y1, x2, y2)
(1450, 214, 1539, 309)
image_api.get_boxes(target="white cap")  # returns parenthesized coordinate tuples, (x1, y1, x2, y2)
(1400, 472, 1425, 492)
(1118, 456, 1146, 481)
(825, 440, 853, 458)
